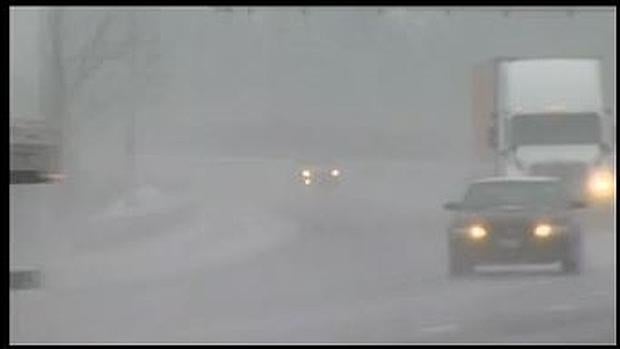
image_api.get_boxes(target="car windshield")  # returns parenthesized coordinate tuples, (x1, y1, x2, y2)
(462, 181, 566, 209)
(510, 112, 601, 147)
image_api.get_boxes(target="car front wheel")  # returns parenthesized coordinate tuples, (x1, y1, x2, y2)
(560, 237, 582, 275)
(560, 250, 581, 274)
(448, 242, 474, 277)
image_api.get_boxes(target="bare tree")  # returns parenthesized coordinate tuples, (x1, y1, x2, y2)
(39, 8, 161, 211)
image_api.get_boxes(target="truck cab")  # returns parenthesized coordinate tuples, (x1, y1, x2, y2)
(501, 111, 614, 203)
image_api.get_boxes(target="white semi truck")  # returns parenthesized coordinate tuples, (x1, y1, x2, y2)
(472, 57, 615, 204)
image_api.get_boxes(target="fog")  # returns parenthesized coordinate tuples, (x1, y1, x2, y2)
(10, 7, 615, 343)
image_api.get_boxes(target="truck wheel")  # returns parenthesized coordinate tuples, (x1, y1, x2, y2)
(561, 234, 582, 275)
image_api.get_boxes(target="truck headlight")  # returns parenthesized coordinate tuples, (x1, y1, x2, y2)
(533, 224, 553, 238)
(468, 225, 487, 240)
(587, 169, 614, 199)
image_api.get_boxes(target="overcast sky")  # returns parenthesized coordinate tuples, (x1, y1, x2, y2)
(10, 7, 615, 161)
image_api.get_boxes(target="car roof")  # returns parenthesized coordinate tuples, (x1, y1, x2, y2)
(472, 176, 560, 184)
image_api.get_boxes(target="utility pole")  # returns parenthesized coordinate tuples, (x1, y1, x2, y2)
(40, 8, 66, 180)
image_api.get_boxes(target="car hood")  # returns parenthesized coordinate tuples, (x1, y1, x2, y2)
(453, 206, 570, 226)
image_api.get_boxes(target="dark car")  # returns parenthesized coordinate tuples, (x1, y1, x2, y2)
(443, 177, 586, 276)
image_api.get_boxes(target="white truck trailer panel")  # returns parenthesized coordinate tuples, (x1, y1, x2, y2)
(498, 58, 604, 116)
(471, 57, 607, 161)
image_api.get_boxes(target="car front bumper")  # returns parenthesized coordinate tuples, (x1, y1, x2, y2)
(451, 233, 574, 265)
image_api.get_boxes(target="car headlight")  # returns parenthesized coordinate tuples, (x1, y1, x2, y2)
(330, 169, 340, 177)
(587, 169, 615, 199)
(301, 169, 312, 178)
(533, 224, 553, 238)
(468, 225, 487, 240)
(303, 177, 312, 185)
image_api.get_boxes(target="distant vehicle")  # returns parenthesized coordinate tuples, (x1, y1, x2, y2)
(296, 165, 342, 189)
(443, 177, 585, 276)
(9, 116, 62, 290)
(472, 57, 615, 204)
(10, 118, 63, 184)
(290, 164, 345, 232)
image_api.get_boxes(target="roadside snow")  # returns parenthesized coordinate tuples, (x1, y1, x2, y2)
(94, 184, 182, 220)
(48, 203, 299, 290)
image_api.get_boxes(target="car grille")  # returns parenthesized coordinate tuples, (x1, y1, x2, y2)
(487, 217, 532, 237)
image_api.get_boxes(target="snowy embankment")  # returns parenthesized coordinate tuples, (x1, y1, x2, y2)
(46, 156, 490, 290)
(47, 162, 302, 290)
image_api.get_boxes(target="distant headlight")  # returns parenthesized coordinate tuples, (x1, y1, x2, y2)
(587, 169, 614, 199)
(330, 169, 340, 177)
(468, 225, 487, 240)
(533, 224, 553, 238)
(303, 177, 312, 186)
(301, 169, 312, 178)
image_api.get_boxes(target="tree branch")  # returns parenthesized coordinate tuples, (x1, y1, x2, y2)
(66, 13, 137, 100)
